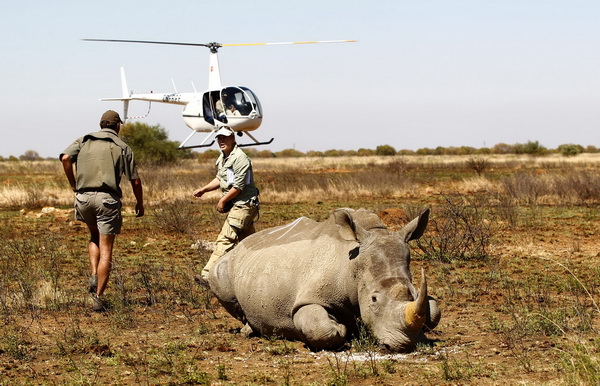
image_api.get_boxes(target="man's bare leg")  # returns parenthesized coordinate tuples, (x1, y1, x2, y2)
(96, 233, 115, 297)
(87, 225, 100, 293)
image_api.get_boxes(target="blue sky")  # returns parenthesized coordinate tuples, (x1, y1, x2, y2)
(1, 0, 599, 157)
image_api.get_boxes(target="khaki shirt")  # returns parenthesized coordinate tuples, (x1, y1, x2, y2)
(216, 145, 258, 204)
(60, 129, 138, 198)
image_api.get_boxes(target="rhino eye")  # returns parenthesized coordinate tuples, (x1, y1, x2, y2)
(371, 296, 377, 303)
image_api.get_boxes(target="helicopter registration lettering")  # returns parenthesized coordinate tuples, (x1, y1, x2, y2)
(163, 94, 181, 103)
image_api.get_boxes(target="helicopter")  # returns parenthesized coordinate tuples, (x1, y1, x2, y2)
(83, 39, 357, 149)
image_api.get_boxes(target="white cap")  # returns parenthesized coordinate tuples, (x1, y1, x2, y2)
(215, 127, 234, 137)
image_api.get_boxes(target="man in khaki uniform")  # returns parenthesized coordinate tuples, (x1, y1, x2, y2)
(60, 110, 144, 311)
(193, 127, 259, 282)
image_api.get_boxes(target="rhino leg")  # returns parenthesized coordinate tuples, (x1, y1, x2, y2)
(210, 257, 247, 324)
(293, 304, 347, 350)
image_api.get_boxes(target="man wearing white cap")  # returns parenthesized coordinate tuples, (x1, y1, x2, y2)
(193, 127, 259, 282)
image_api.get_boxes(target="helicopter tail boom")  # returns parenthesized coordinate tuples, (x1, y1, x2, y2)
(100, 67, 194, 123)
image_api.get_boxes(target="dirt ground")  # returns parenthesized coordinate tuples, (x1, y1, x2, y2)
(0, 199, 599, 385)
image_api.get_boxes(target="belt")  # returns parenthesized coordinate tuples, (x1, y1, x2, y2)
(77, 187, 118, 195)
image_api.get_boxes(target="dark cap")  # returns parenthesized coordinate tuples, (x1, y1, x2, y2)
(100, 110, 123, 126)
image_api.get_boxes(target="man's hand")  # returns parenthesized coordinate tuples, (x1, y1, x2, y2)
(135, 202, 145, 217)
(193, 188, 205, 198)
(193, 178, 220, 198)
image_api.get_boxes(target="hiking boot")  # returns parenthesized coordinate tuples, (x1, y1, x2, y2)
(89, 275, 98, 294)
(91, 294, 107, 312)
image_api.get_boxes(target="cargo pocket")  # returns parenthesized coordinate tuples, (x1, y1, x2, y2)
(226, 206, 252, 234)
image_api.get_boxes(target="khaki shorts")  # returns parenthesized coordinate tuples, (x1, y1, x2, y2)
(75, 191, 122, 234)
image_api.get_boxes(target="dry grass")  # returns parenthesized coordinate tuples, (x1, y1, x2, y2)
(4, 153, 600, 207)
(0, 154, 599, 384)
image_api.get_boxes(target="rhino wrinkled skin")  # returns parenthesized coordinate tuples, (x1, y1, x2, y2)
(209, 208, 441, 352)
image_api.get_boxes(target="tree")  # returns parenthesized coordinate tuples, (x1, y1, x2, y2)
(275, 149, 305, 157)
(120, 122, 192, 165)
(357, 148, 375, 156)
(514, 141, 547, 156)
(492, 143, 513, 154)
(196, 149, 221, 161)
(19, 150, 41, 161)
(375, 144, 396, 156)
(557, 144, 583, 157)
(255, 150, 275, 158)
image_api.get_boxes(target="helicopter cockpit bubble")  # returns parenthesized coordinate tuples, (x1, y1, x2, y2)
(220, 86, 263, 118)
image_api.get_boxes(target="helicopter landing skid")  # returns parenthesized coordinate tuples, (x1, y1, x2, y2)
(237, 131, 274, 148)
(177, 129, 215, 149)
(177, 130, 273, 150)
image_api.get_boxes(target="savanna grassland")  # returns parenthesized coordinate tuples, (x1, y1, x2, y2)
(0, 154, 599, 385)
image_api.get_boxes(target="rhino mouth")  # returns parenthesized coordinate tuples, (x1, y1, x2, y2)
(377, 329, 420, 353)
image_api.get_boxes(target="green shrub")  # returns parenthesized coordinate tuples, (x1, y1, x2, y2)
(558, 144, 583, 157)
(375, 144, 396, 156)
(120, 122, 192, 166)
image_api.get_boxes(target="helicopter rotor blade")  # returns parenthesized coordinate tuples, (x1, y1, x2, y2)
(83, 39, 357, 49)
(82, 38, 214, 48)
(222, 39, 357, 47)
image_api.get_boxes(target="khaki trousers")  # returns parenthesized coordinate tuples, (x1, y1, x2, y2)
(202, 203, 258, 279)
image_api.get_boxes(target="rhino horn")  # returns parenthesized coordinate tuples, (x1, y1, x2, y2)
(404, 268, 428, 331)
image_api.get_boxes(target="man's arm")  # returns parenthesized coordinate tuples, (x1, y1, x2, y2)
(217, 187, 241, 213)
(60, 154, 77, 192)
(131, 178, 144, 217)
(193, 177, 220, 198)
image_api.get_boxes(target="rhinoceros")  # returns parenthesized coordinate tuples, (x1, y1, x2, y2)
(208, 207, 440, 352)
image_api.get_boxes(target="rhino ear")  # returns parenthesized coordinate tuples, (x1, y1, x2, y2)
(333, 209, 369, 242)
(398, 208, 430, 242)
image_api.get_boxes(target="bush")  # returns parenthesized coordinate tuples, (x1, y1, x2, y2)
(196, 149, 221, 162)
(416, 195, 493, 262)
(357, 148, 375, 156)
(255, 150, 274, 158)
(274, 149, 305, 157)
(558, 144, 583, 157)
(120, 122, 192, 166)
(492, 143, 513, 154)
(513, 141, 547, 156)
(375, 145, 396, 156)
(19, 150, 42, 161)
(467, 156, 489, 176)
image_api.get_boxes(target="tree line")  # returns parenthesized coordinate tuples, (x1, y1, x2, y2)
(5, 123, 598, 165)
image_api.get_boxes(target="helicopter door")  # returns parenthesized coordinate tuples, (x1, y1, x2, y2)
(203, 91, 228, 125)
(202, 92, 215, 125)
